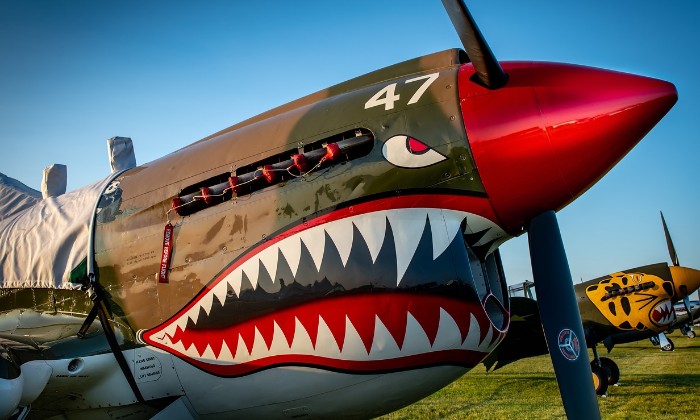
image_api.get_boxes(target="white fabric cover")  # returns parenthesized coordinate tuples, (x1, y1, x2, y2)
(0, 177, 110, 289)
(108, 137, 136, 173)
(41, 164, 67, 199)
(0, 173, 41, 222)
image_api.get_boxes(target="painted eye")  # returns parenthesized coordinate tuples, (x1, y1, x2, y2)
(382, 135, 447, 168)
(104, 181, 121, 195)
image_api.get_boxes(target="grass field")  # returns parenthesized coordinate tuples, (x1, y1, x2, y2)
(380, 331, 699, 419)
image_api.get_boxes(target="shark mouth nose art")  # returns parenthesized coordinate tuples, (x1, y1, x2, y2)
(141, 196, 508, 376)
(650, 300, 675, 327)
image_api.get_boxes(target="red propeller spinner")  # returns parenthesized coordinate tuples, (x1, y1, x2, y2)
(459, 61, 677, 234)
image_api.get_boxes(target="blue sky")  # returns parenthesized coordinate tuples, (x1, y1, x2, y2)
(1, 1, 699, 291)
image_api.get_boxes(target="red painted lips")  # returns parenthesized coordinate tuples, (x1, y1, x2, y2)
(142, 293, 500, 377)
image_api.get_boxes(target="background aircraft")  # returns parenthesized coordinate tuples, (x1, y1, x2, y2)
(485, 213, 700, 395)
(0, 1, 678, 419)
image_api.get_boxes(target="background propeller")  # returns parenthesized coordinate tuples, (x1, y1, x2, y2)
(441, 1, 600, 417)
(661, 211, 694, 325)
(661, 211, 679, 266)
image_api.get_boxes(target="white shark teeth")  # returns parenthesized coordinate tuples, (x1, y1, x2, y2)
(239, 257, 260, 290)
(440, 212, 464, 258)
(478, 326, 494, 352)
(165, 208, 508, 347)
(352, 212, 387, 263)
(401, 312, 432, 356)
(299, 229, 326, 271)
(386, 209, 429, 284)
(315, 316, 342, 357)
(324, 218, 354, 266)
(199, 292, 215, 316)
(232, 335, 250, 364)
(463, 314, 482, 349)
(371, 316, 401, 354)
(184, 342, 201, 359)
(258, 246, 279, 283)
(226, 269, 243, 296)
(200, 344, 216, 361)
(432, 308, 461, 351)
(212, 280, 228, 307)
(217, 340, 235, 363)
(186, 305, 201, 326)
(250, 327, 269, 355)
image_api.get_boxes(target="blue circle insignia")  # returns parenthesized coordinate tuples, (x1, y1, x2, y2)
(557, 328, 580, 361)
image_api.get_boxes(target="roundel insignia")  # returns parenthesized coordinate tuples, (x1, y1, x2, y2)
(557, 328, 580, 361)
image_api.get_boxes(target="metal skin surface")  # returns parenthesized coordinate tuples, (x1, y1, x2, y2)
(0, 27, 678, 420)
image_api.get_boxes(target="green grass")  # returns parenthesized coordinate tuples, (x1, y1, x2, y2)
(380, 332, 700, 419)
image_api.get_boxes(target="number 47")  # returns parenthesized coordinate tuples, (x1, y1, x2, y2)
(364, 72, 440, 111)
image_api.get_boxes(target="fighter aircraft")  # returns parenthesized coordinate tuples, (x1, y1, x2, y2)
(485, 213, 700, 396)
(0, 1, 677, 419)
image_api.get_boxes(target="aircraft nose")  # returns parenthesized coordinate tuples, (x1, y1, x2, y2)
(458, 62, 677, 233)
(670, 266, 700, 299)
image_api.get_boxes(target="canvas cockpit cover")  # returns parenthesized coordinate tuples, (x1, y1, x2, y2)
(0, 176, 111, 289)
(0, 173, 42, 221)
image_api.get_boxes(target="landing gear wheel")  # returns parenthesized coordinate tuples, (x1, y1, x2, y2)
(598, 357, 620, 385)
(591, 365, 609, 396)
(660, 338, 675, 351)
(681, 325, 696, 338)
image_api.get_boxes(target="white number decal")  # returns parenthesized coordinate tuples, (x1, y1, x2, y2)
(364, 72, 439, 111)
(364, 83, 401, 111)
(405, 73, 439, 105)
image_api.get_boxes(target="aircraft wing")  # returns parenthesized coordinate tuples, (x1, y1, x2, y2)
(482, 297, 548, 371)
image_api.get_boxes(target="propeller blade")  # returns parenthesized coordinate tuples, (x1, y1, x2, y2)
(660, 211, 679, 266)
(528, 211, 600, 419)
(440, 0, 508, 89)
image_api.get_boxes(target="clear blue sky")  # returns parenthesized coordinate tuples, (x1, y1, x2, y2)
(1, 1, 699, 291)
